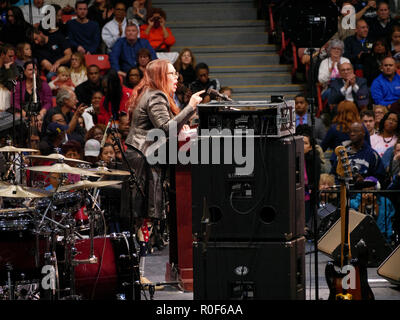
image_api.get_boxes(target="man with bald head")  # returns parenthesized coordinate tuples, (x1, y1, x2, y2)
(328, 62, 369, 110)
(371, 56, 400, 107)
(331, 121, 385, 183)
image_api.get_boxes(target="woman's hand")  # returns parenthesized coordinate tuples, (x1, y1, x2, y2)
(188, 90, 205, 111)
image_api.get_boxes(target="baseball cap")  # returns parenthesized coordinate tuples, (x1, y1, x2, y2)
(47, 122, 68, 134)
(84, 139, 101, 157)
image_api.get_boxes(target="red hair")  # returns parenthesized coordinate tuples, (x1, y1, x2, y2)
(333, 101, 360, 133)
(127, 59, 180, 120)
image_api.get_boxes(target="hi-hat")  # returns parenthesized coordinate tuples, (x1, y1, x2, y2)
(27, 153, 90, 165)
(0, 184, 52, 198)
(26, 163, 100, 177)
(57, 180, 122, 192)
(0, 146, 38, 153)
(87, 166, 130, 176)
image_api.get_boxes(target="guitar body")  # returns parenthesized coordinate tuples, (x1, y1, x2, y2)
(325, 260, 374, 300)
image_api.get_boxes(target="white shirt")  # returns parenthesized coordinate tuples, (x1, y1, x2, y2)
(340, 79, 359, 102)
(318, 56, 350, 86)
(101, 18, 127, 51)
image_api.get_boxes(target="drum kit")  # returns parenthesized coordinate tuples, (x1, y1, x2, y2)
(0, 145, 141, 300)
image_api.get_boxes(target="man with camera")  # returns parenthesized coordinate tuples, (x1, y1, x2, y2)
(140, 8, 175, 52)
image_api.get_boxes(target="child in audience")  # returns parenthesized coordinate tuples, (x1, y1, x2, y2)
(49, 66, 75, 94)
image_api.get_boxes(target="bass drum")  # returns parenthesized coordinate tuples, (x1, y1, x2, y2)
(73, 234, 134, 300)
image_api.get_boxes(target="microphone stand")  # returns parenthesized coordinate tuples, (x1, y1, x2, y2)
(108, 118, 144, 300)
(306, 20, 319, 301)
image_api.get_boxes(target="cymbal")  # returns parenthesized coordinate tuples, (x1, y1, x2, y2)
(0, 146, 38, 153)
(26, 163, 100, 177)
(0, 185, 52, 198)
(57, 180, 122, 192)
(87, 166, 130, 176)
(26, 153, 90, 165)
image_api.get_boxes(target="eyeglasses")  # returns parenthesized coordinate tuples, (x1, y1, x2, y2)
(167, 71, 179, 77)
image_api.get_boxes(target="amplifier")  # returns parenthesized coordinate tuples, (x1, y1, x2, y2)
(197, 100, 295, 138)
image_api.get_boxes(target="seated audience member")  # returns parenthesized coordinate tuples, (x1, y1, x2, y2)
(20, 0, 45, 27)
(84, 138, 101, 166)
(75, 65, 103, 106)
(343, 19, 374, 70)
(189, 62, 221, 103)
(295, 94, 327, 145)
(31, 27, 72, 81)
(0, 6, 32, 46)
(118, 112, 130, 143)
(220, 86, 233, 99)
(385, 141, 400, 180)
(296, 124, 322, 226)
(373, 104, 388, 130)
(41, 4, 68, 37)
(99, 142, 116, 166)
(49, 66, 75, 94)
(327, 62, 369, 111)
(330, 121, 385, 183)
(174, 48, 197, 87)
(318, 39, 350, 98)
(319, 173, 337, 206)
(370, 111, 399, 157)
(362, 38, 389, 86)
(14, 60, 52, 119)
(67, 1, 101, 54)
(14, 42, 35, 69)
(70, 52, 88, 87)
(101, 1, 127, 52)
(61, 140, 83, 182)
(88, 0, 114, 30)
(367, 1, 397, 41)
(109, 20, 156, 77)
(370, 57, 400, 107)
(57, 0, 76, 14)
(140, 7, 175, 52)
(85, 123, 106, 144)
(124, 66, 142, 89)
(81, 90, 103, 129)
(174, 73, 192, 110)
(127, 0, 148, 25)
(43, 87, 86, 144)
(97, 69, 127, 124)
(390, 24, 400, 56)
(350, 176, 395, 242)
(136, 47, 152, 74)
(360, 109, 377, 136)
(321, 101, 370, 166)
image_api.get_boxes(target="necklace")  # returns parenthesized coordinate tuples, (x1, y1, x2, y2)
(382, 135, 394, 143)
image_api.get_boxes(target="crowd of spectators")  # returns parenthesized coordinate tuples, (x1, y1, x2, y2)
(285, 0, 400, 243)
(0, 0, 233, 250)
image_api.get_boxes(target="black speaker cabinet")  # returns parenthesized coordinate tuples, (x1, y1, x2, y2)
(193, 237, 305, 300)
(377, 245, 400, 285)
(191, 136, 304, 241)
(318, 210, 392, 267)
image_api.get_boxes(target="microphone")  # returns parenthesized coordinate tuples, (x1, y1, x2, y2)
(206, 88, 233, 101)
(101, 116, 113, 148)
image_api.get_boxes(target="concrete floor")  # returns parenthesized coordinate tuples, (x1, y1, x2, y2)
(141, 241, 400, 301)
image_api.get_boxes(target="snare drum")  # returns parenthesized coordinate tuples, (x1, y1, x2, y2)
(73, 234, 133, 299)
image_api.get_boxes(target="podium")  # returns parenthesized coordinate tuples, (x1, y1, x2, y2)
(165, 129, 196, 291)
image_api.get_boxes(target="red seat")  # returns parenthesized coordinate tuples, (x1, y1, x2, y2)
(355, 69, 364, 78)
(85, 54, 111, 74)
(61, 14, 76, 24)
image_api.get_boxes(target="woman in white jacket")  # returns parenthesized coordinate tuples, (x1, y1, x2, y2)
(318, 39, 350, 99)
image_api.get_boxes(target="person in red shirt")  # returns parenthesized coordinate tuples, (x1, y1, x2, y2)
(97, 69, 131, 124)
(140, 7, 175, 52)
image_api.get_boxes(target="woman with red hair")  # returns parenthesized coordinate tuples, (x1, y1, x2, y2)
(321, 100, 370, 165)
(121, 59, 203, 281)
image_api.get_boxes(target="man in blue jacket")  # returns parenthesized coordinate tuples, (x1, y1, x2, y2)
(370, 57, 400, 107)
(109, 20, 157, 78)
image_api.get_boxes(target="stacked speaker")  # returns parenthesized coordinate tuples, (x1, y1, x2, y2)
(191, 135, 306, 300)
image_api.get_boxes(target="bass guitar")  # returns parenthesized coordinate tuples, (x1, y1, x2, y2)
(325, 146, 374, 300)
